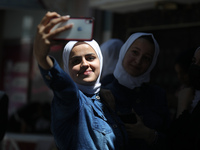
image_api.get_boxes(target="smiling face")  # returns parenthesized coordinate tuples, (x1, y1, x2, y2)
(68, 42, 100, 86)
(122, 37, 154, 77)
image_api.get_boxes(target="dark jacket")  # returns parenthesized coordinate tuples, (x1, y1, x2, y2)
(104, 78, 170, 150)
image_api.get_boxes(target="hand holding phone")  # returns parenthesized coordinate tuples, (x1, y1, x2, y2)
(51, 17, 94, 41)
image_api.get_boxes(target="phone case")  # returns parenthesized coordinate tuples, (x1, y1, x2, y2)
(51, 17, 94, 41)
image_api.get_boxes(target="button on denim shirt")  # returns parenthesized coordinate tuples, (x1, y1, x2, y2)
(39, 58, 127, 150)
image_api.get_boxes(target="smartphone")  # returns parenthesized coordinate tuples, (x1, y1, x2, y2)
(51, 17, 94, 41)
(118, 112, 137, 124)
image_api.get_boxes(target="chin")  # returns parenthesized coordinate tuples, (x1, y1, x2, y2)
(81, 80, 96, 86)
(129, 72, 140, 77)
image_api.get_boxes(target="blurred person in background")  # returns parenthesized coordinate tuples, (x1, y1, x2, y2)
(100, 38, 124, 86)
(167, 46, 200, 150)
(174, 48, 196, 118)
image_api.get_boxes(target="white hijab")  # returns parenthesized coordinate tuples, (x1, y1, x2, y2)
(114, 32, 160, 89)
(62, 40, 103, 95)
(100, 38, 124, 79)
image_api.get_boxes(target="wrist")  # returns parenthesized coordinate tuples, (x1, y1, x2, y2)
(37, 55, 54, 70)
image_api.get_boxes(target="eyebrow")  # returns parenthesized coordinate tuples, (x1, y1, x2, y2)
(70, 53, 96, 59)
(130, 46, 140, 51)
(85, 53, 96, 56)
(130, 47, 153, 57)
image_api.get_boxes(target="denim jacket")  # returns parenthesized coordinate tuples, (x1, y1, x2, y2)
(39, 58, 127, 150)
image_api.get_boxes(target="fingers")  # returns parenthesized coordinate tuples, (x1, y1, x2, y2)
(38, 11, 72, 35)
(40, 11, 61, 26)
(131, 108, 141, 121)
(48, 22, 73, 39)
(34, 12, 68, 56)
(36, 12, 73, 45)
(36, 11, 61, 40)
(44, 15, 71, 33)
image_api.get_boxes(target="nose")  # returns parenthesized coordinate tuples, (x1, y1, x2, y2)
(135, 56, 142, 65)
(81, 58, 89, 67)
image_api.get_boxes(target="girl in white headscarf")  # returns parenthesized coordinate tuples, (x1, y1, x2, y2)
(62, 40, 103, 94)
(34, 12, 127, 150)
(114, 32, 159, 89)
(104, 32, 170, 150)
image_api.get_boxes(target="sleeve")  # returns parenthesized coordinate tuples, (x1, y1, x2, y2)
(38, 57, 83, 147)
(38, 56, 80, 106)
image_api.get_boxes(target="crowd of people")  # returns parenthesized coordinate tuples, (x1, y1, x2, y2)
(2, 11, 200, 150)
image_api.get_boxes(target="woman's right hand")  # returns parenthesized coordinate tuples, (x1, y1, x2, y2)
(33, 11, 73, 69)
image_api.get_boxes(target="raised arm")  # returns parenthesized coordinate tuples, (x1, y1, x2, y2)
(33, 11, 73, 70)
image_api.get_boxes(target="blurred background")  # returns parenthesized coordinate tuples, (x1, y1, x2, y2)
(0, 0, 200, 149)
